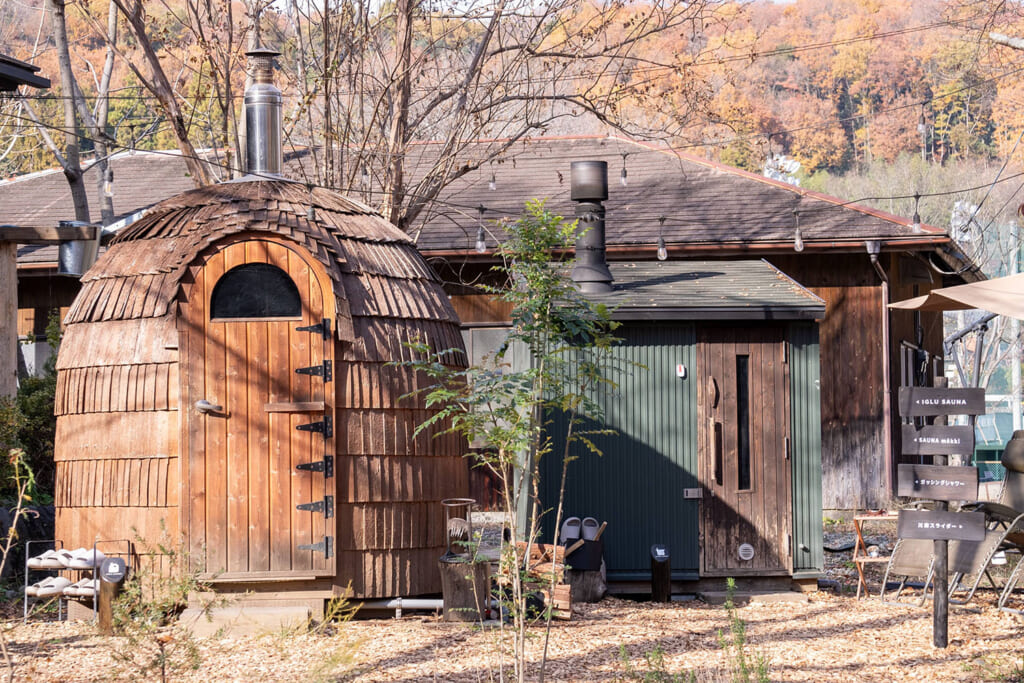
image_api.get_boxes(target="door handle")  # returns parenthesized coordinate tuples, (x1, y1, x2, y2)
(195, 399, 223, 414)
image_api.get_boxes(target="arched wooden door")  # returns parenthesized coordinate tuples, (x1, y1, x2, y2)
(180, 238, 335, 579)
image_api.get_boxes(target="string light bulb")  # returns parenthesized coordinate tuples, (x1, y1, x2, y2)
(912, 193, 922, 233)
(620, 153, 628, 187)
(360, 165, 369, 187)
(488, 171, 497, 191)
(128, 125, 136, 156)
(103, 169, 114, 198)
(475, 205, 487, 253)
(657, 215, 668, 261)
(793, 211, 804, 252)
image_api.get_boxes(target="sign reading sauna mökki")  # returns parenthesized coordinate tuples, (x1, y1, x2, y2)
(900, 424, 976, 456)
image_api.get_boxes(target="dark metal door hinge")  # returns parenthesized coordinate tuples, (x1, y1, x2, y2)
(784, 436, 791, 460)
(298, 536, 333, 558)
(296, 495, 334, 518)
(296, 416, 332, 438)
(296, 455, 334, 478)
(296, 360, 332, 382)
(297, 318, 331, 340)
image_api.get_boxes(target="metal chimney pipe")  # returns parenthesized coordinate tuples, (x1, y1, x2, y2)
(569, 161, 614, 293)
(244, 47, 282, 177)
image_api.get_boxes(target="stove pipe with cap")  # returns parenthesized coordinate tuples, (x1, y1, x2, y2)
(569, 160, 614, 293)
(244, 47, 282, 177)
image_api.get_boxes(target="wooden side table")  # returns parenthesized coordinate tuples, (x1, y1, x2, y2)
(852, 512, 899, 598)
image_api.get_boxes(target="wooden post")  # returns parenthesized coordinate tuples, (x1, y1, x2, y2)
(98, 576, 121, 635)
(0, 242, 17, 398)
(438, 557, 490, 622)
(933, 377, 948, 649)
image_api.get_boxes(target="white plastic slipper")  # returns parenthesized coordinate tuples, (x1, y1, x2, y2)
(27, 549, 62, 570)
(581, 517, 599, 541)
(54, 548, 79, 568)
(560, 517, 581, 543)
(68, 548, 106, 570)
(35, 576, 71, 598)
(76, 579, 99, 598)
(25, 577, 51, 597)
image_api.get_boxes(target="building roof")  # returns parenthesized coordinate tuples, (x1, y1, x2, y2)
(0, 54, 50, 91)
(589, 261, 825, 321)
(408, 136, 977, 278)
(7, 137, 979, 279)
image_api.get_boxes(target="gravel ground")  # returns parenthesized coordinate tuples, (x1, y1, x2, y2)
(7, 588, 1024, 682)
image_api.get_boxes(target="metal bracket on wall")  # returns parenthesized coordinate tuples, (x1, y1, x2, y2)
(297, 318, 331, 339)
(296, 455, 334, 478)
(298, 536, 334, 558)
(296, 416, 333, 438)
(296, 360, 332, 382)
(296, 495, 334, 518)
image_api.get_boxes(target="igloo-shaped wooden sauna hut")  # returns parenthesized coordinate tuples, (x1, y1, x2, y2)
(53, 50, 467, 604)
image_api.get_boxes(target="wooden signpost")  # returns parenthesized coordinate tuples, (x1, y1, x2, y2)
(900, 426, 975, 457)
(896, 385, 984, 649)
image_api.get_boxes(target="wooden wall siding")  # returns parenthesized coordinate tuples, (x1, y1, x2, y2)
(55, 363, 178, 415)
(815, 284, 887, 510)
(336, 503, 446, 549)
(336, 409, 462, 457)
(337, 548, 443, 597)
(336, 363, 437, 411)
(56, 317, 179, 369)
(55, 412, 177, 460)
(55, 506, 179, 551)
(55, 457, 178, 507)
(344, 318, 465, 364)
(335, 455, 468, 503)
(450, 294, 514, 325)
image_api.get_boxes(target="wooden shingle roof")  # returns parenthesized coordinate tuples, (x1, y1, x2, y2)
(64, 179, 460, 346)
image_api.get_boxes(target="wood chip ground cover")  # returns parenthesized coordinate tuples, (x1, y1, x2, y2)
(7, 591, 1024, 682)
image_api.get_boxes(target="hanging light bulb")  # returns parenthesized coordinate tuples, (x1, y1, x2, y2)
(488, 171, 497, 191)
(912, 193, 922, 233)
(360, 165, 370, 187)
(128, 125, 136, 156)
(103, 169, 114, 198)
(475, 205, 487, 253)
(657, 215, 668, 260)
(793, 211, 804, 252)
(620, 153, 628, 187)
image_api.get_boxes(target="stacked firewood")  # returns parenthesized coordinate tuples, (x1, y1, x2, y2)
(515, 542, 572, 620)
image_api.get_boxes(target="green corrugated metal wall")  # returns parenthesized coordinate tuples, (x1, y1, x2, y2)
(789, 322, 824, 577)
(542, 320, 824, 582)
(542, 323, 699, 580)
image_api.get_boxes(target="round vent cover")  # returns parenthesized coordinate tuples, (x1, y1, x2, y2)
(738, 543, 755, 561)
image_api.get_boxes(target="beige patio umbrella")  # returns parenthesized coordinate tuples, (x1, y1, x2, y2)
(889, 272, 1024, 319)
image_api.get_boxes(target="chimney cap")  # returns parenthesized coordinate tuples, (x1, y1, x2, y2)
(246, 46, 281, 58)
(570, 160, 608, 202)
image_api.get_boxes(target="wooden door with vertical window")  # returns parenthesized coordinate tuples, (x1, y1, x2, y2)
(181, 238, 335, 579)
(697, 327, 792, 577)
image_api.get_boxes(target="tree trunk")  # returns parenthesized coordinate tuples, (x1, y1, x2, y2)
(382, 0, 413, 227)
(46, 0, 90, 223)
